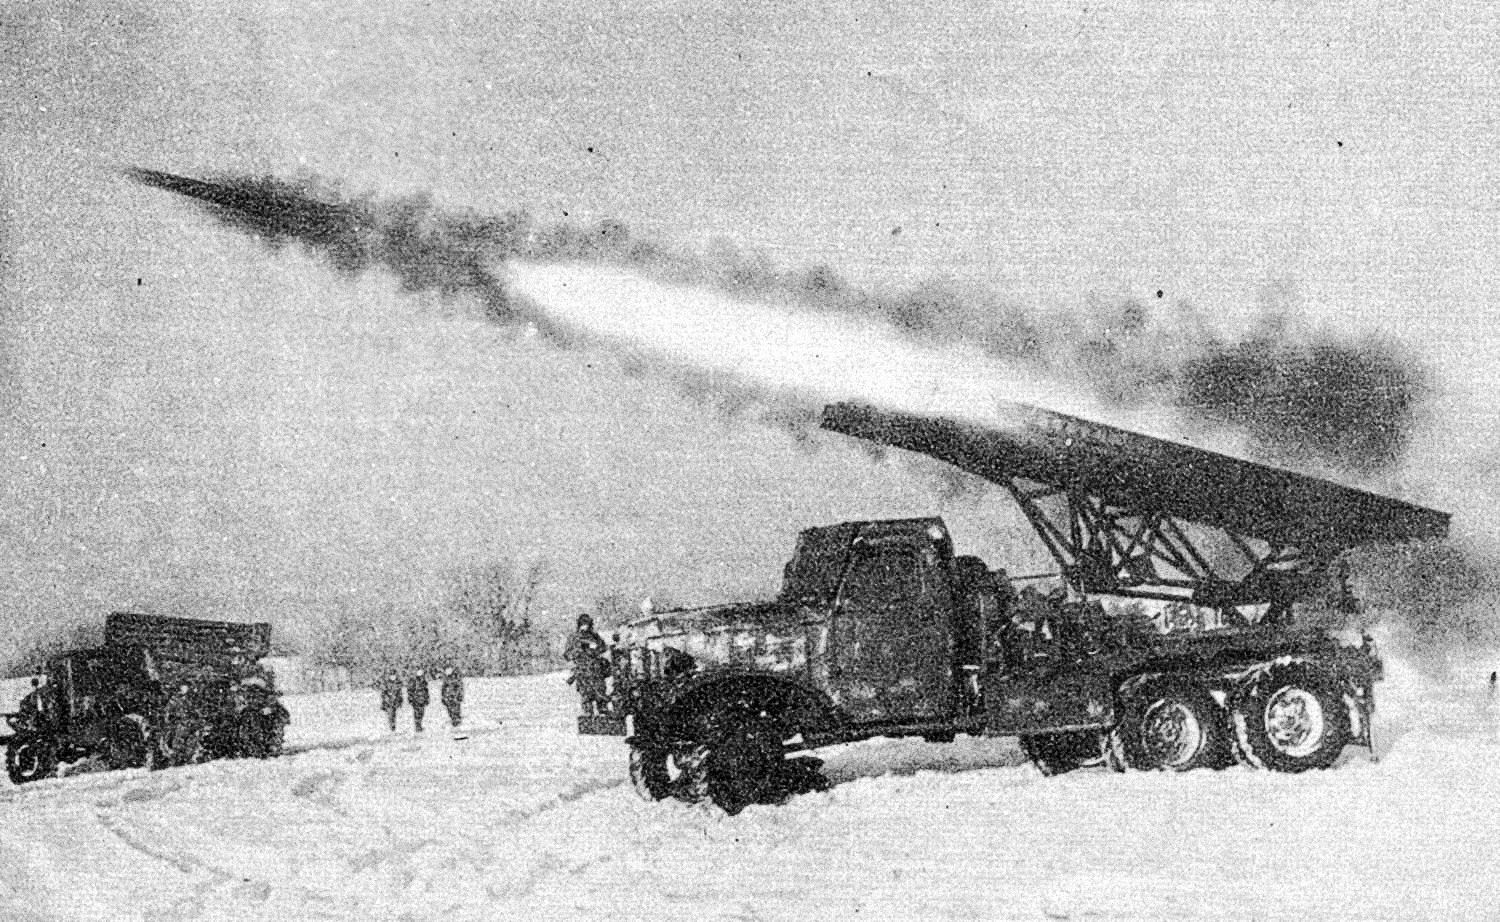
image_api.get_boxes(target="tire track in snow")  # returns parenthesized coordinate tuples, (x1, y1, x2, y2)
(1, 768, 282, 916)
(485, 744, 1053, 914)
(92, 779, 286, 915)
(481, 780, 634, 902)
(89, 748, 462, 914)
(268, 745, 618, 906)
(280, 722, 507, 759)
(494, 775, 629, 824)
(97, 811, 226, 880)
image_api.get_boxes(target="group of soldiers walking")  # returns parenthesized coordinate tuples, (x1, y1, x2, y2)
(378, 665, 465, 732)
(372, 612, 621, 731)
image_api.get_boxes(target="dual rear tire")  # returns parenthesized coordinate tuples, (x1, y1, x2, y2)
(1105, 664, 1354, 774)
(1230, 662, 1351, 772)
(1109, 678, 1234, 772)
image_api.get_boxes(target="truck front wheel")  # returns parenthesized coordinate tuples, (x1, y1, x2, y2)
(699, 712, 783, 815)
(1231, 663, 1350, 772)
(1111, 678, 1233, 771)
(680, 706, 820, 814)
(158, 720, 208, 767)
(6, 737, 58, 784)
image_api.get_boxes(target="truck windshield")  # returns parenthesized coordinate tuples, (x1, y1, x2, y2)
(780, 524, 859, 605)
(842, 547, 926, 606)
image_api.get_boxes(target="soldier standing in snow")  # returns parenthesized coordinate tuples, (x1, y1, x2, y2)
(378, 670, 404, 732)
(565, 614, 610, 716)
(406, 670, 431, 732)
(439, 665, 465, 727)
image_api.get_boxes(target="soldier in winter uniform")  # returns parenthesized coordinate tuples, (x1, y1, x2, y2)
(439, 665, 465, 727)
(406, 671, 431, 732)
(378, 670, 404, 732)
(564, 614, 610, 716)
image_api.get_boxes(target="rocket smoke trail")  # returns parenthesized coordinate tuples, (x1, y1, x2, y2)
(125, 167, 1427, 474)
(125, 169, 371, 261)
(125, 168, 525, 324)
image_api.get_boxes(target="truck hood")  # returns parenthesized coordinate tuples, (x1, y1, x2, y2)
(620, 600, 816, 675)
(621, 600, 801, 645)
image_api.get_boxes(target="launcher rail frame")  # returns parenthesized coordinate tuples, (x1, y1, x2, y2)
(820, 401, 1450, 613)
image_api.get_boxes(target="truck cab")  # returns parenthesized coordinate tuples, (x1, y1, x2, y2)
(798, 518, 960, 727)
(4, 646, 165, 782)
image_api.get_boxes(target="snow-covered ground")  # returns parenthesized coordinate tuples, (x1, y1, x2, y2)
(0, 661, 1495, 921)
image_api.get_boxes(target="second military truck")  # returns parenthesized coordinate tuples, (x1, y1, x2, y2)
(581, 401, 1450, 814)
(4, 612, 290, 784)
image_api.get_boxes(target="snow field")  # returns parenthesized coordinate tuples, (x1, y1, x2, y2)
(0, 664, 1493, 920)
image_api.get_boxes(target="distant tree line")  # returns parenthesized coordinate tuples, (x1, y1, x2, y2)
(4, 621, 105, 676)
(305, 559, 558, 683)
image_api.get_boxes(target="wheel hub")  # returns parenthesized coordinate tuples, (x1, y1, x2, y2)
(1263, 686, 1326, 758)
(666, 746, 706, 782)
(1140, 700, 1203, 767)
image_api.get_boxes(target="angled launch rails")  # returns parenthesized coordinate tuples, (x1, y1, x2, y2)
(819, 401, 1448, 547)
(821, 401, 1449, 607)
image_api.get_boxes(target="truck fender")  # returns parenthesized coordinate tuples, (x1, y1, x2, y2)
(645, 670, 840, 744)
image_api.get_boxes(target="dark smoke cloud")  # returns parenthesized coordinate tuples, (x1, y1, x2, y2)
(1179, 332, 1423, 472)
(1349, 541, 1498, 675)
(128, 169, 1429, 476)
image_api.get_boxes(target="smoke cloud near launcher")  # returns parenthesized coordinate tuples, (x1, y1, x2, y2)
(126, 168, 1484, 667)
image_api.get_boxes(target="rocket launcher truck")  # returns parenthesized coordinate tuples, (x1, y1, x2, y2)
(578, 401, 1450, 814)
(3, 612, 289, 784)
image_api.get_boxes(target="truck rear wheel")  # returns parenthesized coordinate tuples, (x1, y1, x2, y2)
(1231, 663, 1350, 772)
(1111, 678, 1232, 771)
(6, 737, 58, 784)
(234, 708, 288, 759)
(158, 716, 212, 767)
(105, 715, 160, 771)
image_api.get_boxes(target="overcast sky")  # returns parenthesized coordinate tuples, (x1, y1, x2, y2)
(2, 1, 1495, 645)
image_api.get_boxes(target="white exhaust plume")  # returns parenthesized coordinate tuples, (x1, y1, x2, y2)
(506, 261, 1115, 430)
